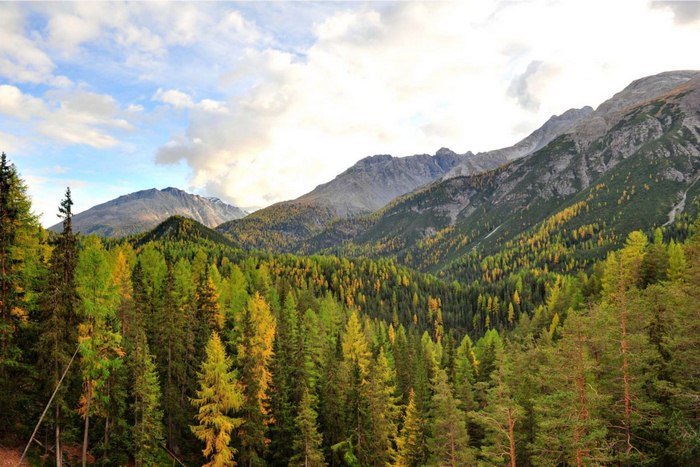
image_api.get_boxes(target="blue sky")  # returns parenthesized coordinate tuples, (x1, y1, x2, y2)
(1, 1, 699, 226)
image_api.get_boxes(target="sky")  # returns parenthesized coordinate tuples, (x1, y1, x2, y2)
(1, 1, 700, 226)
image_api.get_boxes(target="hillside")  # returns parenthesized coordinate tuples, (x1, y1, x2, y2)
(303, 71, 700, 277)
(50, 187, 246, 237)
(217, 149, 466, 250)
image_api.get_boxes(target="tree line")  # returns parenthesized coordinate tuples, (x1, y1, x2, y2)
(1, 153, 699, 465)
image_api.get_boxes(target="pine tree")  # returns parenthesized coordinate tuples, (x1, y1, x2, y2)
(427, 369, 473, 466)
(37, 188, 80, 467)
(191, 331, 244, 467)
(291, 386, 325, 467)
(132, 333, 165, 466)
(395, 389, 424, 467)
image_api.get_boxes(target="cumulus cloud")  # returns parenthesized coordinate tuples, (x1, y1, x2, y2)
(0, 85, 135, 148)
(4, 1, 700, 215)
(154, 1, 700, 210)
(153, 88, 195, 109)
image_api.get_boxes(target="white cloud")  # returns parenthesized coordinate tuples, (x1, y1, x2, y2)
(0, 5, 57, 84)
(153, 88, 195, 109)
(0, 85, 135, 148)
(153, 1, 700, 210)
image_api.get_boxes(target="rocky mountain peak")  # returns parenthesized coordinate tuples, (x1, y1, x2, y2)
(50, 187, 246, 237)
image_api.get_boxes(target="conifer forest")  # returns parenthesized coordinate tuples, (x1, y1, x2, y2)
(2, 147, 700, 466)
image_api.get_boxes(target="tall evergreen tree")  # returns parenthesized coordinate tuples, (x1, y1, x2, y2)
(471, 352, 523, 467)
(132, 333, 165, 466)
(427, 369, 473, 466)
(37, 188, 80, 467)
(0, 152, 42, 433)
(291, 386, 325, 467)
(191, 331, 244, 467)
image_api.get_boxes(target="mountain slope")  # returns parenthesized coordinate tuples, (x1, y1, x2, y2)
(217, 149, 467, 250)
(52, 187, 246, 237)
(134, 215, 239, 248)
(444, 106, 593, 178)
(303, 70, 700, 277)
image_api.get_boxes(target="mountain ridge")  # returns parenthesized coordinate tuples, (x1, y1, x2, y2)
(51, 186, 247, 237)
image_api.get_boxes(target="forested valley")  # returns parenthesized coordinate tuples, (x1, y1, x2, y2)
(2, 151, 699, 466)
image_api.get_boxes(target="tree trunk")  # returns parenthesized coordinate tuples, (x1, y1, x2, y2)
(620, 298, 632, 453)
(55, 404, 62, 467)
(82, 382, 92, 467)
(508, 409, 517, 467)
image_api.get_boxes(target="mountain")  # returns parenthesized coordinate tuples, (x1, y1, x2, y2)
(444, 106, 593, 178)
(134, 215, 239, 248)
(216, 149, 467, 250)
(51, 187, 247, 237)
(302, 70, 700, 277)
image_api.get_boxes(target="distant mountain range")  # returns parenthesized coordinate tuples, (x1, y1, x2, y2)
(63, 70, 700, 277)
(299, 70, 700, 275)
(50, 187, 246, 237)
(216, 150, 466, 250)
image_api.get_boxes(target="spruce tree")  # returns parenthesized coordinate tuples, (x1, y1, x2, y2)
(37, 188, 80, 467)
(132, 333, 165, 466)
(191, 331, 244, 467)
(427, 369, 473, 466)
(0, 152, 42, 433)
(291, 386, 325, 467)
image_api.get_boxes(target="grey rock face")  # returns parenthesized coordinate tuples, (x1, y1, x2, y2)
(50, 187, 247, 237)
(571, 70, 700, 144)
(299, 149, 467, 216)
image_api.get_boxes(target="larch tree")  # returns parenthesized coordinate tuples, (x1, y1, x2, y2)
(237, 292, 276, 466)
(395, 389, 425, 467)
(191, 331, 244, 467)
(76, 235, 123, 467)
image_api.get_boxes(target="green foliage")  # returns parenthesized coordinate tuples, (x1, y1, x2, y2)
(132, 334, 165, 466)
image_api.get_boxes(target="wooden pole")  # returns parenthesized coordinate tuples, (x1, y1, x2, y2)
(18, 344, 80, 467)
